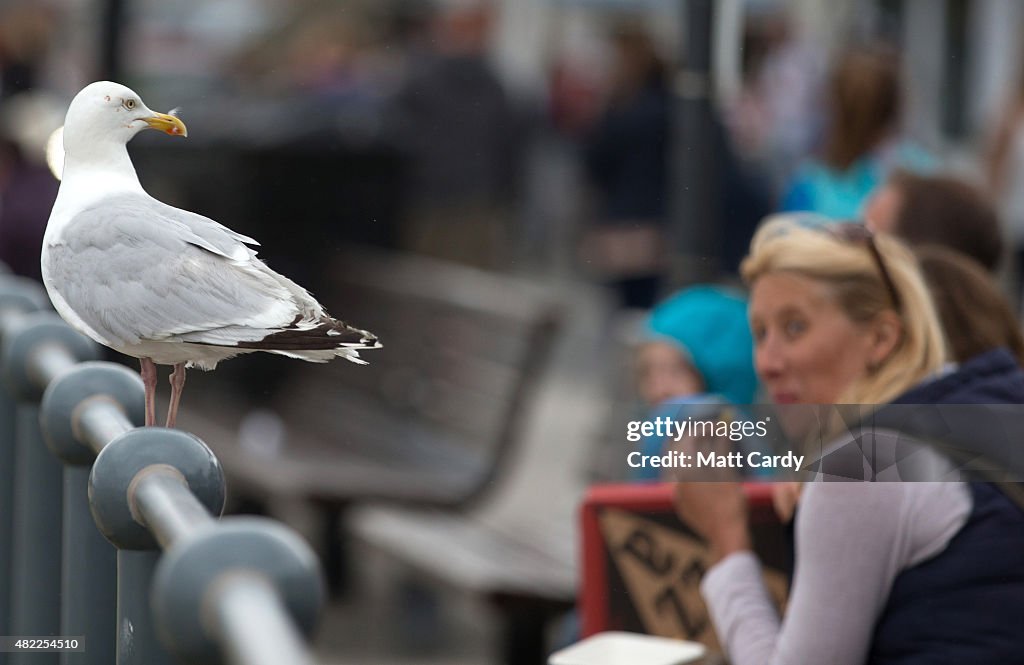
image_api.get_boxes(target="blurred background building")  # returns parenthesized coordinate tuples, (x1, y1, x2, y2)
(6, 0, 1024, 287)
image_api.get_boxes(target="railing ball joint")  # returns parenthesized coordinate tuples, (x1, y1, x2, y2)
(0, 277, 51, 321)
(89, 428, 226, 550)
(151, 517, 325, 664)
(40, 362, 145, 465)
(2, 312, 100, 402)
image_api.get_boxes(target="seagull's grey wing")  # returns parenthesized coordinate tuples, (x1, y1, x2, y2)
(111, 192, 260, 262)
(152, 200, 261, 260)
(45, 196, 309, 348)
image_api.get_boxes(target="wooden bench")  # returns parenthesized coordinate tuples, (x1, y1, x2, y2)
(346, 285, 616, 665)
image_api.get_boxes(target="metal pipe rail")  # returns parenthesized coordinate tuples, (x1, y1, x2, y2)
(131, 466, 216, 549)
(210, 573, 314, 665)
(0, 277, 325, 665)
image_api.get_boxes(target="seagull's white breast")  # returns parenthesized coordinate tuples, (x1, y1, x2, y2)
(42, 159, 146, 347)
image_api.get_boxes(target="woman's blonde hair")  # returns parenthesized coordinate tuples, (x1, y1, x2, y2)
(741, 217, 947, 404)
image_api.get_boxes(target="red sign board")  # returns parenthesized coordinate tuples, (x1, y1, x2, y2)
(580, 483, 791, 652)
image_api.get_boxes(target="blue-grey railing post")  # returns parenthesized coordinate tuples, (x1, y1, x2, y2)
(9, 407, 61, 664)
(0, 369, 12, 661)
(152, 518, 324, 665)
(89, 428, 325, 664)
(41, 362, 146, 665)
(63, 469, 115, 665)
(117, 551, 168, 665)
(90, 428, 226, 665)
(2, 313, 98, 665)
(0, 275, 50, 656)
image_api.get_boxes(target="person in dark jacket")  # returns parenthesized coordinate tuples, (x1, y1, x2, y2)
(0, 136, 56, 280)
(386, 1, 524, 270)
(581, 24, 670, 308)
(674, 217, 1024, 664)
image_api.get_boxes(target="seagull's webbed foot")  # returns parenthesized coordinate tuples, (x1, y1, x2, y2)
(140, 358, 158, 427)
(166, 363, 186, 428)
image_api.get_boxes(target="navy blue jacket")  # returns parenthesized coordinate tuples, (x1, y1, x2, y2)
(867, 348, 1024, 664)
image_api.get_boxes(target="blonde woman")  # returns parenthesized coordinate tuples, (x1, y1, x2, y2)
(675, 219, 1024, 664)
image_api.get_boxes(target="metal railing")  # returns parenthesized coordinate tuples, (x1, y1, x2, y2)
(0, 275, 325, 664)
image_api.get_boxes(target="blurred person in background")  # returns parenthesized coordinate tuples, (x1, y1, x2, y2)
(0, 4, 56, 100)
(386, 0, 525, 270)
(675, 218, 1024, 664)
(228, 1, 388, 102)
(915, 245, 1024, 367)
(781, 45, 933, 219)
(726, 6, 825, 197)
(986, 61, 1024, 299)
(632, 285, 761, 481)
(580, 22, 669, 309)
(0, 5, 60, 281)
(0, 131, 56, 281)
(865, 170, 1004, 273)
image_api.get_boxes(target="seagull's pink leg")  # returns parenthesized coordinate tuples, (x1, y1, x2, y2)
(140, 358, 158, 427)
(166, 363, 186, 428)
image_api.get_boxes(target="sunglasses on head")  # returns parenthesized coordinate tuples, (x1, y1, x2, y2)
(821, 222, 903, 311)
(766, 214, 903, 311)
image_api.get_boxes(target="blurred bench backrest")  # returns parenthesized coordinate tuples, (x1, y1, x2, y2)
(282, 247, 561, 507)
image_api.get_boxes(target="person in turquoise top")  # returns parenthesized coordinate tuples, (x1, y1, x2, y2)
(780, 45, 933, 219)
(632, 285, 761, 481)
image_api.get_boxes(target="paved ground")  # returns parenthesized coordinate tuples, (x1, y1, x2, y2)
(313, 540, 498, 664)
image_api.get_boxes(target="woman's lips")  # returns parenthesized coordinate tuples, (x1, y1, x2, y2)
(772, 392, 799, 404)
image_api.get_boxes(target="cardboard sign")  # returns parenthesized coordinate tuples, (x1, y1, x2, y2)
(581, 483, 790, 651)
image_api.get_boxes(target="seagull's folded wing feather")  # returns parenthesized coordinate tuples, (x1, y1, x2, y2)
(46, 194, 316, 348)
(156, 201, 260, 260)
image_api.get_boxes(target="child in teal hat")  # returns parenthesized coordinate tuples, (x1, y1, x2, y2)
(638, 285, 759, 406)
(632, 285, 761, 481)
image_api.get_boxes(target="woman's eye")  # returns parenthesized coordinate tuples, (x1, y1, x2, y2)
(784, 319, 807, 338)
(124, 99, 136, 110)
(751, 325, 767, 343)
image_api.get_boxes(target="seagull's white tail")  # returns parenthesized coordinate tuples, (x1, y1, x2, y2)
(268, 346, 372, 365)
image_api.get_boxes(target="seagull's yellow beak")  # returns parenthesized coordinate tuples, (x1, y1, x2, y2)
(144, 112, 187, 137)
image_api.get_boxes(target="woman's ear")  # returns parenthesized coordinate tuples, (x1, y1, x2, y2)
(868, 310, 904, 369)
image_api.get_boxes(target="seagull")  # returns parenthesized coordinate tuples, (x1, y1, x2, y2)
(41, 81, 380, 428)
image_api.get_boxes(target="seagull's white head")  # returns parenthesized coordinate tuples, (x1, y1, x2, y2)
(62, 81, 187, 161)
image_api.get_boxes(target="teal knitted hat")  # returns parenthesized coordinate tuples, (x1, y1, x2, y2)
(644, 285, 759, 405)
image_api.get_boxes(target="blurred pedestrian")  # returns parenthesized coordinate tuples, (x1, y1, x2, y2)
(581, 23, 670, 309)
(781, 46, 932, 219)
(915, 245, 1024, 366)
(0, 5, 56, 100)
(986, 63, 1024, 296)
(726, 7, 825, 195)
(0, 93, 61, 280)
(386, 0, 524, 270)
(0, 137, 56, 280)
(865, 170, 1003, 272)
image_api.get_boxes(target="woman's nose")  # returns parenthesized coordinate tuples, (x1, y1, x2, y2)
(755, 336, 784, 381)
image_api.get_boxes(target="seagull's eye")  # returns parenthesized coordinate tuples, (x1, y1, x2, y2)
(123, 99, 137, 110)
